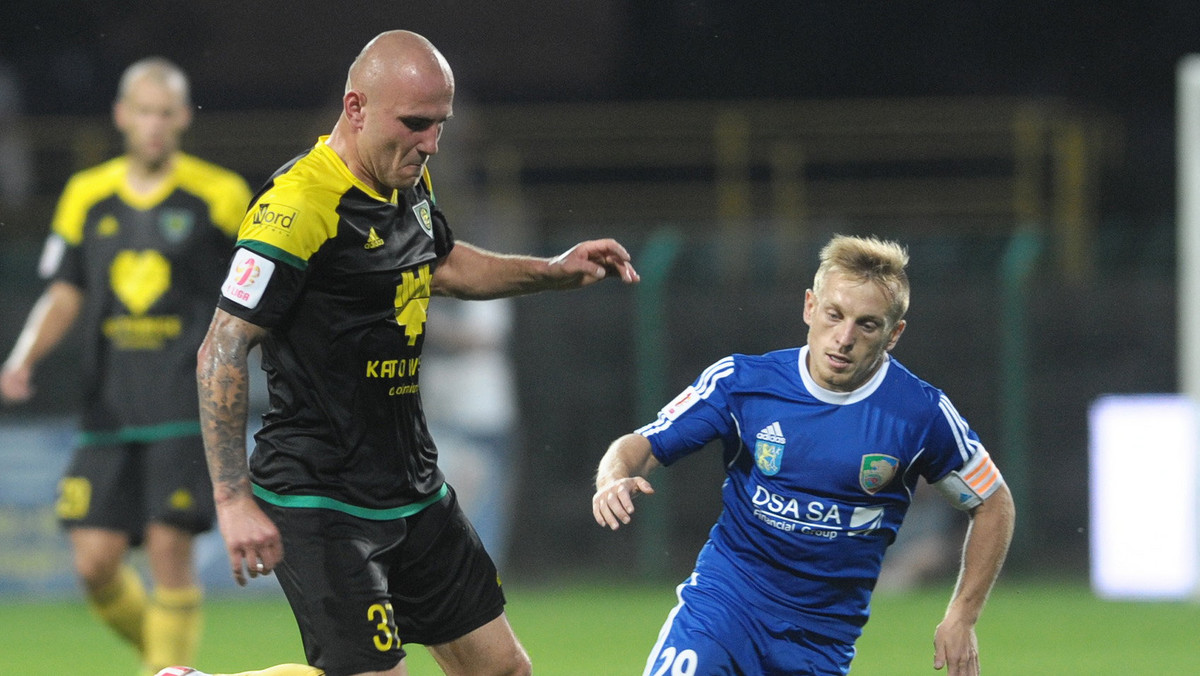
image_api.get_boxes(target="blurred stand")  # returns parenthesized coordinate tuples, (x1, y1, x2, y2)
(422, 89, 532, 569)
(875, 483, 959, 592)
(424, 299, 518, 567)
(0, 59, 32, 213)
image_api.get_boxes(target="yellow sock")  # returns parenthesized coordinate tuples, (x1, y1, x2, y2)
(88, 563, 147, 652)
(219, 666, 323, 676)
(144, 585, 203, 672)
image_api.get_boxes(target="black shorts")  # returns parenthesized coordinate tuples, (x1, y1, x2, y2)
(261, 484, 506, 676)
(56, 435, 215, 545)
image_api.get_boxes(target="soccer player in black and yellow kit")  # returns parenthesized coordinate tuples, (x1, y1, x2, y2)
(171, 31, 638, 676)
(0, 58, 251, 675)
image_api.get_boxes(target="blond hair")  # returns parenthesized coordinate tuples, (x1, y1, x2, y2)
(812, 235, 910, 324)
(116, 57, 190, 106)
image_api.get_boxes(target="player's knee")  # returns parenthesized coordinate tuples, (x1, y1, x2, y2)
(73, 551, 123, 592)
(502, 653, 532, 676)
(487, 646, 531, 676)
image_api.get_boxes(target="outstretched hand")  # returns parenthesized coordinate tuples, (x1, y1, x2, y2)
(593, 476, 655, 530)
(549, 239, 640, 288)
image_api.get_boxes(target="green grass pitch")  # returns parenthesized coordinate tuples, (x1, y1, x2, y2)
(3, 579, 1197, 674)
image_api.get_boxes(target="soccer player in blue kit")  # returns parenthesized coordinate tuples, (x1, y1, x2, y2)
(593, 235, 1015, 676)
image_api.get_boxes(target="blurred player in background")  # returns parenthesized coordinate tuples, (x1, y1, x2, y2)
(170, 30, 638, 676)
(0, 58, 251, 675)
(593, 235, 1014, 676)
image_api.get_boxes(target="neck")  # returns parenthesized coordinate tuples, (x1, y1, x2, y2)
(125, 154, 174, 195)
(326, 118, 381, 194)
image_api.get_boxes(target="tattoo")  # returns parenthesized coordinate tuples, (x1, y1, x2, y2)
(197, 313, 260, 502)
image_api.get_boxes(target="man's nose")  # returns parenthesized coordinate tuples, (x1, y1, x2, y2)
(417, 126, 441, 156)
(834, 323, 856, 349)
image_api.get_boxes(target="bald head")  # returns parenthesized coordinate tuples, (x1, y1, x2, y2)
(346, 30, 454, 98)
(327, 30, 456, 195)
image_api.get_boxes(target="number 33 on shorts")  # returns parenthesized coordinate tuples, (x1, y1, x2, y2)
(368, 601, 401, 652)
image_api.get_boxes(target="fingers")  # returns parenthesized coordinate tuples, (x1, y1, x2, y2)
(0, 368, 33, 403)
(592, 478, 654, 530)
(225, 530, 283, 586)
(933, 641, 979, 676)
(552, 240, 640, 285)
(230, 544, 282, 586)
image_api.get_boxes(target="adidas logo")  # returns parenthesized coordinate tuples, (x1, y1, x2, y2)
(756, 421, 785, 444)
(364, 227, 385, 249)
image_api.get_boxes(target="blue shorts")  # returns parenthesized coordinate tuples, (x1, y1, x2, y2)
(642, 573, 856, 676)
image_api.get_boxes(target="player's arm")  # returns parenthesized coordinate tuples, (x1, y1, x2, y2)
(196, 307, 281, 586)
(592, 433, 660, 531)
(933, 481, 1015, 676)
(431, 239, 639, 300)
(1, 280, 83, 403)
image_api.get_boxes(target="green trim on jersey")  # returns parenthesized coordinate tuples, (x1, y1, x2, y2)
(251, 482, 449, 520)
(77, 420, 202, 446)
(235, 238, 308, 270)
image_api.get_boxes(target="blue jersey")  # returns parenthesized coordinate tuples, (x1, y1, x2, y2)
(639, 346, 1000, 643)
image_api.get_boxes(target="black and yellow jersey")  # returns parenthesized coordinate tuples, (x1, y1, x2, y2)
(43, 152, 251, 440)
(216, 137, 456, 515)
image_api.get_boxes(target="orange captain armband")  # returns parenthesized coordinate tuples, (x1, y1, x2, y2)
(931, 449, 1004, 511)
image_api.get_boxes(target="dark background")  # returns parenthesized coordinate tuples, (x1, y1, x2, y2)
(3, 1, 1198, 224)
(0, 1, 1195, 584)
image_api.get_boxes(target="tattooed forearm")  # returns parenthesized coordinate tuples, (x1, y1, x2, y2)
(196, 310, 266, 504)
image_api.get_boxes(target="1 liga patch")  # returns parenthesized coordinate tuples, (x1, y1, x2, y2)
(221, 248, 275, 309)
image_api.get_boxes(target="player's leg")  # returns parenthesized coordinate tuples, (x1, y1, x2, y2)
(142, 436, 216, 673)
(69, 526, 145, 650)
(154, 666, 324, 676)
(425, 613, 530, 676)
(144, 522, 203, 673)
(259, 500, 410, 674)
(390, 486, 526, 676)
(641, 573, 747, 676)
(57, 441, 147, 652)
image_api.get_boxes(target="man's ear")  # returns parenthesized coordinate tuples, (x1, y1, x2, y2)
(112, 100, 128, 133)
(802, 289, 816, 326)
(343, 90, 366, 129)
(886, 319, 907, 351)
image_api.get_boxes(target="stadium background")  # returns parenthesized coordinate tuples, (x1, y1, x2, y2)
(0, 1, 1195, 597)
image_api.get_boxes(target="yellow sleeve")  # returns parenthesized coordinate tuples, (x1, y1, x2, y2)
(49, 159, 126, 245)
(237, 170, 341, 268)
(174, 154, 254, 237)
(209, 172, 253, 237)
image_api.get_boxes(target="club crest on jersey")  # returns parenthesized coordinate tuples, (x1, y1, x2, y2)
(159, 209, 194, 243)
(859, 454, 899, 494)
(97, 214, 119, 237)
(755, 422, 786, 476)
(412, 200, 434, 238)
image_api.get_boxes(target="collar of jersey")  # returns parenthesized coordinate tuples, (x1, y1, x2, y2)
(797, 345, 890, 405)
(114, 155, 183, 210)
(315, 136, 399, 204)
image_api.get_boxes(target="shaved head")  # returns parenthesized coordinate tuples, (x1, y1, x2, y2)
(327, 30, 455, 194)
(346, 30, 454, 98)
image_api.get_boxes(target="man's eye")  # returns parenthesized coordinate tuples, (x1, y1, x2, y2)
(402, 118, 435, 132)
